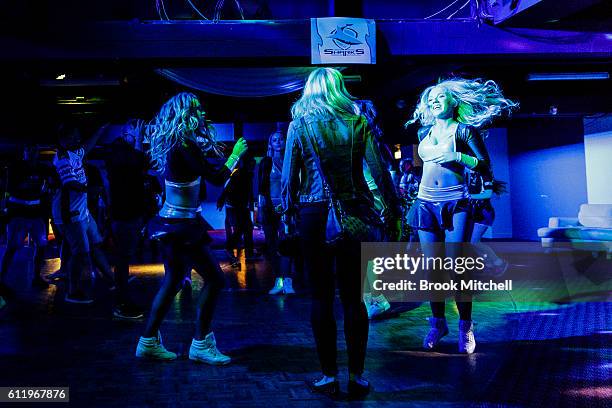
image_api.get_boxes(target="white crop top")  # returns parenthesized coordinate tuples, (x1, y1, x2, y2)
(418, 127, 457, 162)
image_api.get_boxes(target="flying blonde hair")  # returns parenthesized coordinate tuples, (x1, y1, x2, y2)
(147, 92, 222, 172)
(407, 78, 518, 130)
(291, 68, 359, 120)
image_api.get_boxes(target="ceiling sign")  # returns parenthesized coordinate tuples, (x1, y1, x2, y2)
(311, 17, 376, 65)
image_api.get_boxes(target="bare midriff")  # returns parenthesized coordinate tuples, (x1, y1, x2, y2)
(421, 161, 464, 188)
(419, 123, 464, 189)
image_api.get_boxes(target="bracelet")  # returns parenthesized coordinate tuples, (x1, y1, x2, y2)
(457, 153, 479, 170)
(225, 154, 240, 170)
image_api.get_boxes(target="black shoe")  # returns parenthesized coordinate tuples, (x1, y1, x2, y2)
(113, 303, 144, 319)
(306, 379, 340, 399)
(32, 275, 49, 288)
(65, 291, 93, 304)
(348, 379, 371, 400)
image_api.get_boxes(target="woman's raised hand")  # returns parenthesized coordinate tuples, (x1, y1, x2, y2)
(231, 137, 248, 158)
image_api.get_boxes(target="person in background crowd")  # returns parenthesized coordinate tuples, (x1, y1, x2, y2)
(52, 122, 115, 304)
(104, 119, 148, 319)
(0, 145, 53, 308)
(218, 155, 257, 265)
(259, 125, 297, 295)
(467, 170, 509, 275)
(356, 99, 400, 319)
(46, 168, 69, 284)
(398, 159, 422, 199)
(398, 158, 422, 242)
(136, 92, 248, 364)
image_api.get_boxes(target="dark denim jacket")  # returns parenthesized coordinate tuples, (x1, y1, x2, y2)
(281, 113, 400, 217)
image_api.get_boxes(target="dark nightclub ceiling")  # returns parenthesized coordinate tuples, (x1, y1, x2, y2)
(0, 0, 610, 142)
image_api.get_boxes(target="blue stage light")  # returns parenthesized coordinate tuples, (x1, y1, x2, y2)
(527, 72, 610, 81)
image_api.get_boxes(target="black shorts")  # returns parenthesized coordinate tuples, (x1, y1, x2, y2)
(407, 198, 470, 232)
(469, 199, 495, 226)
(147, 215, 212, 245)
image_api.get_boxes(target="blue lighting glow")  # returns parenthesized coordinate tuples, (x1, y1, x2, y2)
(527, 72, 610, 81)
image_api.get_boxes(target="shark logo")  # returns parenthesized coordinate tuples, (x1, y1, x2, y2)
(327, 24, 363, 50)
(313, 17, 375, 63)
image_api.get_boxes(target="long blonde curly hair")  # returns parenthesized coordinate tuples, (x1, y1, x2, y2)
(407, 78, 518, 130)
(291, 68, 359, 120)
(147, 92, 222, 172)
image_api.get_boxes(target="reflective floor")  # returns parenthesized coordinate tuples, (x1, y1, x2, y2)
(0, 237, 610, 407)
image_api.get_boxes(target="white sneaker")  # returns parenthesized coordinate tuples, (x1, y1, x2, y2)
(135, 332, 177, 360)
(282, 278, 295, 294)
(189, 332, 231, 365)
(458, 320, 476, 354)
(423, 317, 449, 350)
(366, 295, 390, 319)
(268, 278, 283, 295)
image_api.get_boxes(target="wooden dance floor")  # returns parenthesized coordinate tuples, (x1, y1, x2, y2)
(0, 238, 610, 407)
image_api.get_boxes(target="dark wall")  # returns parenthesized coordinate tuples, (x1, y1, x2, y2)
(485, 128, 513, 238)
(507, 118, 588, 240)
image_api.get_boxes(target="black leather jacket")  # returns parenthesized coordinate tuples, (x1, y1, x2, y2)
(281, 113, 400, 218)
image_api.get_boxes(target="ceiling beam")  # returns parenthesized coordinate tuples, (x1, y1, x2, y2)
(487, 0, 603, 26)
(1, 19, 611, 63)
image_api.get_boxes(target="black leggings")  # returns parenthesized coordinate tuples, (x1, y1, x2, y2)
(298, 204, 368, 377)
(225, 207, 254, 254)
(262, 210, 293, 279)
(143, 239, 225, 340)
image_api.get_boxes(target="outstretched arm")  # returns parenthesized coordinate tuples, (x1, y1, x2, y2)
(84, 123, 110, 154)
(180, 137, 248, 186)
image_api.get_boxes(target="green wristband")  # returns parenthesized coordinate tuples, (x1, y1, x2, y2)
(458, 153, 479, 170)
(225, 154, 240, 171)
